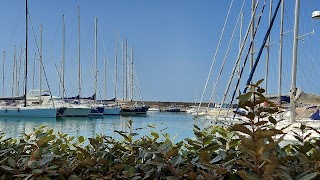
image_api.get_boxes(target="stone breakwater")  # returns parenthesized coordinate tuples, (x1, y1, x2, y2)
(116, 100, 212, 112)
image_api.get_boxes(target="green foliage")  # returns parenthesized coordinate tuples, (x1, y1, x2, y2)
(0, 80, 319, 179)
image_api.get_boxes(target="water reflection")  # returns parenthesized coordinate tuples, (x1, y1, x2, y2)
(0, 113, 195, 142)
(0, 117, 56, 138)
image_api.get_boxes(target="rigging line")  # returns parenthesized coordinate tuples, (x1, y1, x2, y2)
(81, 26, 96, 97)
(42, 28, 69, 98)
(97, 25, 115, 83)
(28, 13, 55, 108)
(219, 0, 260, 112)
(242, 0, 282, 94)
(229, 0, 282, 120)
(7, 5, 23, 59)
(227, 0, 267, 107)
(299, 44, 316, 91)
(208, 0, 246, 109)
(197, 0, 235, 111)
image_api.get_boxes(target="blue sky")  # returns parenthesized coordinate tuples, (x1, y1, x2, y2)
(0, 0, 320, 103)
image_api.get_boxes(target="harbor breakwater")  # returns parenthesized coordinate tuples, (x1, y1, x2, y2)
(116, 100, 212, 112)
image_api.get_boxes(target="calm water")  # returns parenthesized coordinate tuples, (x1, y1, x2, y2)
(0, 112, 208, 142)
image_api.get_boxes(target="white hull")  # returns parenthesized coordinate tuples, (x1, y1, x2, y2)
(148, 108, 160, 112)
(62, 106, 91, 117)
(0, 106, 57, 118)
(103, 107, 121, 115)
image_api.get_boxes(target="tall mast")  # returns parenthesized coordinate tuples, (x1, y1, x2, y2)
(238, 12, 243, 103)
(265, 0, 273, 94)
(131, 46, 134, 101)
(94, 17, 97, 104)
(32, 52, 35, 90)
(12, 47, 16, 97)
(114, 33, 118, 99)
(125, 39, 128, 100)
(39, 24, 42, 104)
(78, 6, 81, 102)
(278, 0, 284, 104)
(122, 40, 124, 100)
(62, 14, 65, 100)
(291, 0, 300, 122)
(17, 45, 22, 96)
(250, 0, 256, 91)
(104, 57, 107, 100)
(24, 0, 28, 107)
(2, 51, 5, 97)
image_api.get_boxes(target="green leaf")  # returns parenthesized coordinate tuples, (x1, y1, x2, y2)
(0, 165, 14, 172)
(151, 132, 159, 139)
(68, 175, 80, 180)
(159, 141, 172, 154)
(37, 139, 48, 148)
(238, 92, 253, 103)
(28, 160, 40, 169)
(7, 157, 16, 167)
(32, 169, 43, 175)
(78, 136, 85, 143)
(171, 155, 183, 166)
(298, 172, 320, 180)
(257, 88, 265, 93)
(233, 124, 252, 136)
(269, 116, 277, 125)
(165, 148, 178, 159)
(199, 151, 210, 162)
(255, 79, 264, 86)
(194, 125, 200, 131)
(89, 138, 99, 146)
(254, 121, 269, 126)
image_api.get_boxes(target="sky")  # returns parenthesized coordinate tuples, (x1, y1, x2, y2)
(0, 0, 320, 103)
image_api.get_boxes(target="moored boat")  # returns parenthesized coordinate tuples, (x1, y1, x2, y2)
(0, 106, 57, 118)
(120, 105, 150, 116)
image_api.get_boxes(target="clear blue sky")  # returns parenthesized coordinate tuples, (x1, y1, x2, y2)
(0, 0, 320, 103)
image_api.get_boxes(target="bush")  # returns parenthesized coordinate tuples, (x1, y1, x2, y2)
(0, 80, 319, 179)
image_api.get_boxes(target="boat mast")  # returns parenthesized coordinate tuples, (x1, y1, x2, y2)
(39, 24, 42, 104)
(291, 0, 300, 122)
(265, 0, 273, 94)
(114, 33, 118, 100)
(238, 12, 243, 103)
(94, 17, 97, 104)
(125, 39, 128, 100)
(250, 0, 256, 91)
(24, 0, 28, 107)
(12, 47, 16, 97)
(122, 40, 124, 100)
(278, 0, 284, 104)
(104, 56, 106, 100)
(17, 45, 22, 96)
(62, 14, 65, 100)
(131, 46, 134, 101)
(2, 51, 5, 97)
(32, 52, 35, 90)
(78, 6, 81, 103)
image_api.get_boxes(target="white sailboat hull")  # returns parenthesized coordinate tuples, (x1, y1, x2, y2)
(103, 107, 121, 115)
(0, 106, 57, 118)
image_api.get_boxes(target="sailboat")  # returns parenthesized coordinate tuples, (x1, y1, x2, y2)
(58, 8, 93, 117)
(119, 44, 149, 116)
(103, 34, 121, 115)
(0, 0, 57, 118)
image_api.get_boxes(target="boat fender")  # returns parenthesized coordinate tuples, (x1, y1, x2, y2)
(18, 108, 20, 112)
(5, 109, 7, 113)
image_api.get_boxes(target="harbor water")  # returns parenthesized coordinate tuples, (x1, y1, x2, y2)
(0, 112, 207, 143)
